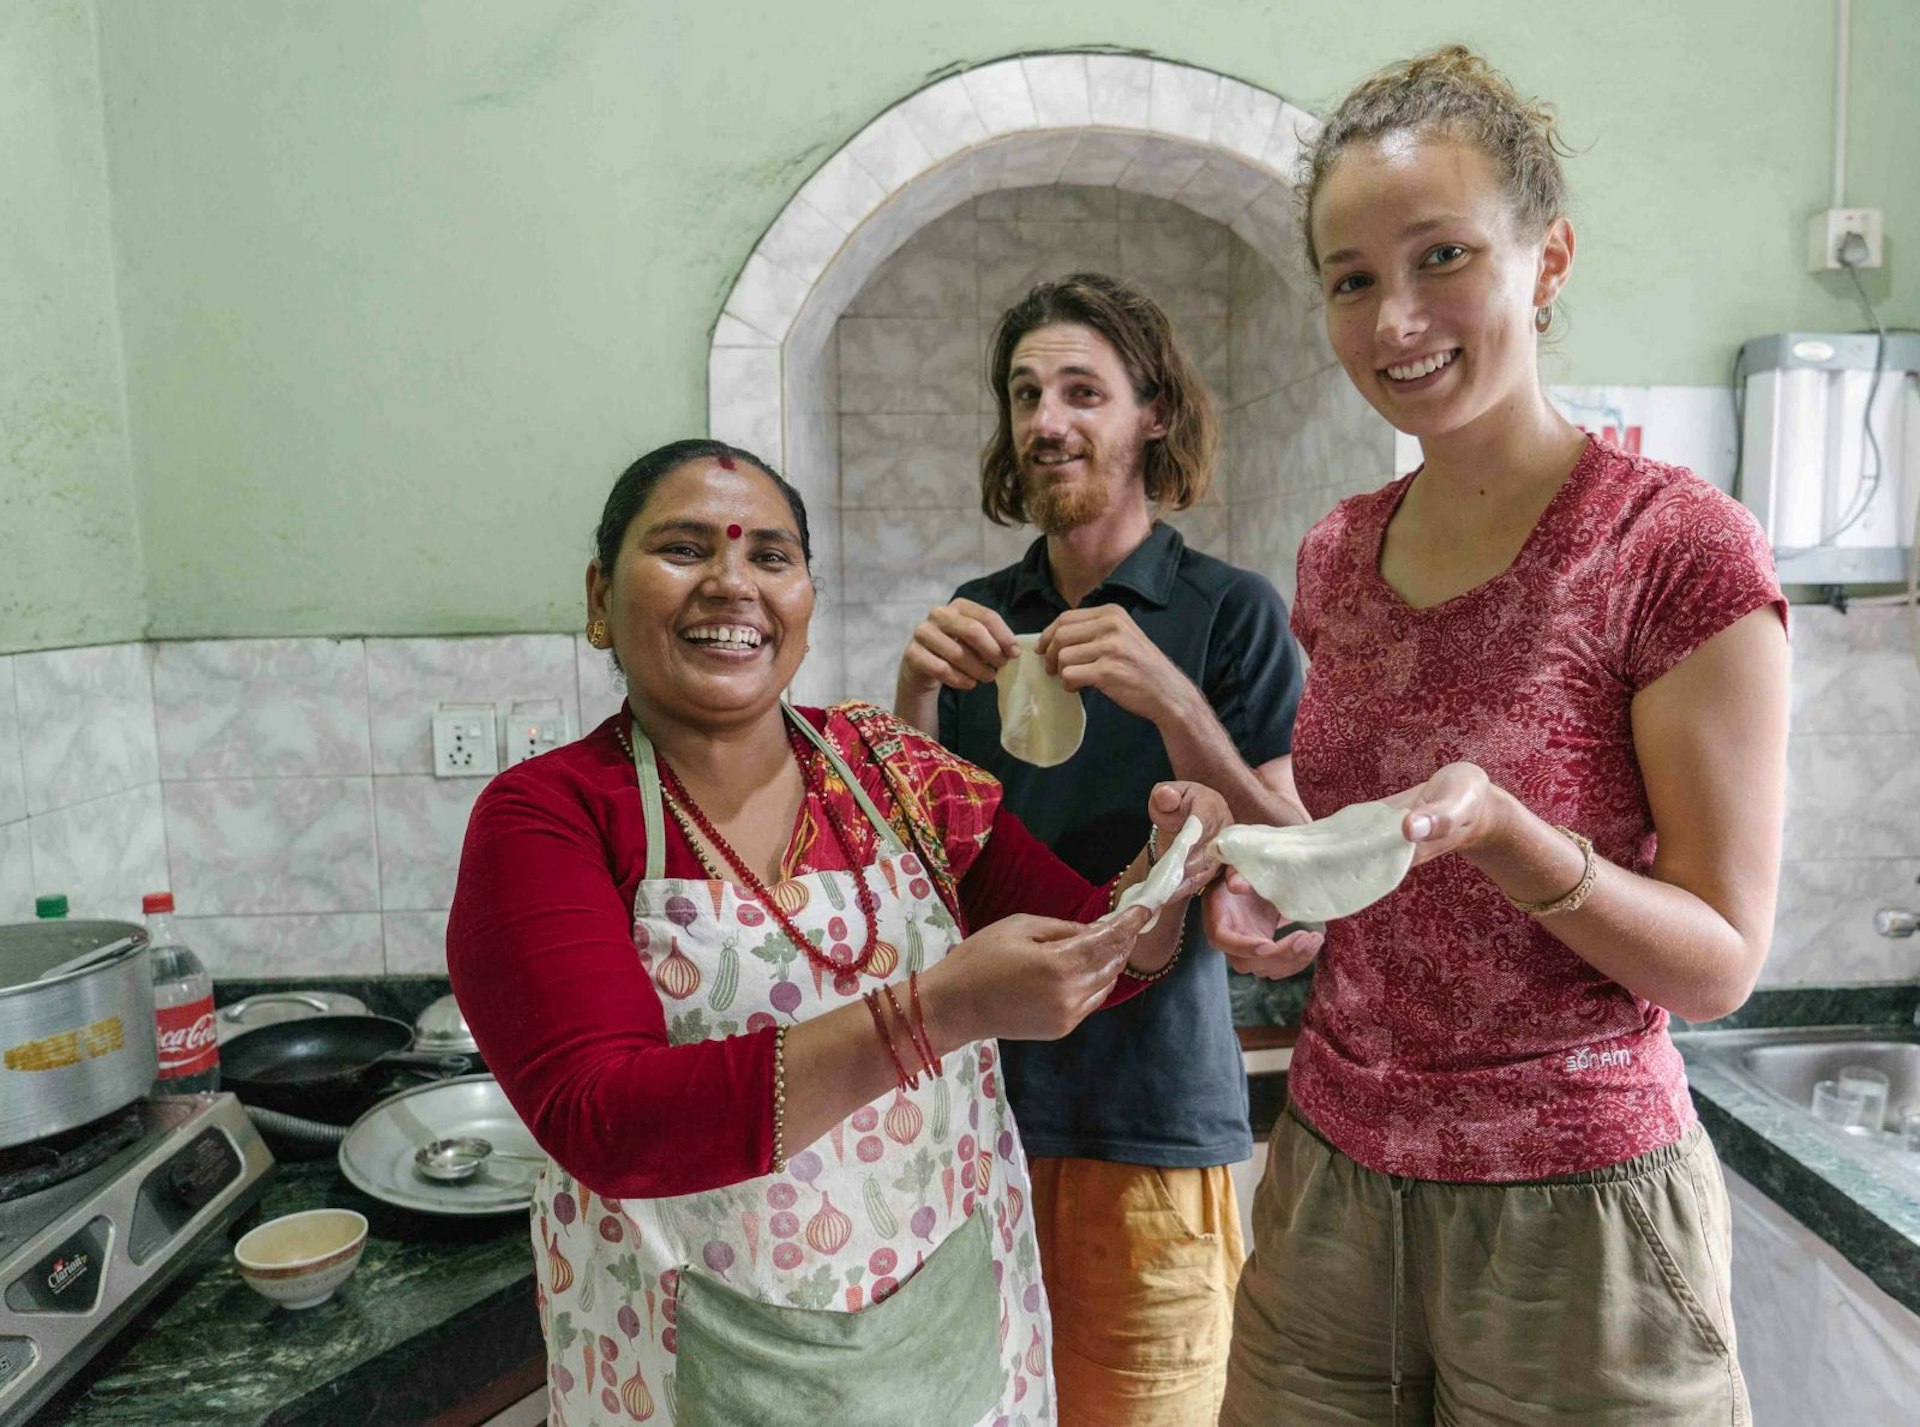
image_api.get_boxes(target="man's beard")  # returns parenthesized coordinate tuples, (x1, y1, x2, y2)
(1021, 456, 1112, 534)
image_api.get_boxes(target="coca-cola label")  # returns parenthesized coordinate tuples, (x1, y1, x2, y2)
(155, 999, 219, 1079)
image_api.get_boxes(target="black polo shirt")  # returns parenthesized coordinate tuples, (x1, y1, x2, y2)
(938, 522, 1304, 1167)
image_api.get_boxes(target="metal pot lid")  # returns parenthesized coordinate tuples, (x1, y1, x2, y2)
(412, 993, 479, 1055)
(0, 920, 147, 995)
(217, 990, 371, 1043)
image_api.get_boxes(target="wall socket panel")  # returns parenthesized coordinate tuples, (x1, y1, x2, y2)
(432, 704, 500, 778)
(1808, 208, 1884, 271)
(505, 700, 569, 767)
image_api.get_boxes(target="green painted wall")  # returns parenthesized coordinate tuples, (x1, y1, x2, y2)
(0, 0, 142, 654)
(75, 1, 1920, 638)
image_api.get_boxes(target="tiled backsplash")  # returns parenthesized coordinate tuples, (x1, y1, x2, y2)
(0, 610, 1911, 987)
(0, 635, 625, 978)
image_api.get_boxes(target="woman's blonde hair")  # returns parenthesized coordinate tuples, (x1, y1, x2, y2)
(980, 273, 1216, 525)
(1300, 45, 1573, 270)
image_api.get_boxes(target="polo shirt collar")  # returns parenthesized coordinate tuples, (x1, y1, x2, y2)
(1005, 520, 1186, 610)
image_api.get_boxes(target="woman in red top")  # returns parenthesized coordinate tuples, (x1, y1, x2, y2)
(448, 438, 1228, 1426)
(1208, 49, 1787, 1425)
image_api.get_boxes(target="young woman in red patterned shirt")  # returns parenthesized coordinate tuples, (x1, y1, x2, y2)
(1209, 48, 1787, 1426)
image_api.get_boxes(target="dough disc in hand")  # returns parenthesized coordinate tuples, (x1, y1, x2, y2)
(1211, 801, 1414, 922)
(996, 633, 1085, 768)
(1106, 814, 1204, 932)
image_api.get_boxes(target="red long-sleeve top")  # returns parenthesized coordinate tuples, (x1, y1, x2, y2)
(448, 702, 1125, 1200)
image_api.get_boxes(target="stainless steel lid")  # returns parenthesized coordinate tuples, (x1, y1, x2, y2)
(412, 993, 479, 1055)
(217, 990, 371, 1043)
(0, 920, 148, 994)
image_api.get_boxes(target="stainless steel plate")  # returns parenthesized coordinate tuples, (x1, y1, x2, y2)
(337, 1075, 545, 1216)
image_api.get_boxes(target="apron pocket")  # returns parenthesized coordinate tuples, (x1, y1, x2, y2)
(675, 1207, 1003, 1427)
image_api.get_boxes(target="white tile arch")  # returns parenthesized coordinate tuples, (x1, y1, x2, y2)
(706, 55, 1322, 705)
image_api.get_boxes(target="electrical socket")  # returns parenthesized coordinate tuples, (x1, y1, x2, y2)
(1807, 207, 1884, 272)
(505, 700, 569, 767)
(432, 704, 499, 778)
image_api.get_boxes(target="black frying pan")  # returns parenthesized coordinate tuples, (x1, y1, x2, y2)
(221, 1015, 470, 1119)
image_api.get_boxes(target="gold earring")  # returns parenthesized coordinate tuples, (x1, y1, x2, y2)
(587, 619, 608, 648)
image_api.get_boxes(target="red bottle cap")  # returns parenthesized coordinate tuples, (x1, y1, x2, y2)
(142, 892, 175, 914)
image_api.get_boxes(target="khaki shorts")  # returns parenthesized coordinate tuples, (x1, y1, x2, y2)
(1029, 1156, 1244, 1427)
(1221, 1106, 1749, 1426)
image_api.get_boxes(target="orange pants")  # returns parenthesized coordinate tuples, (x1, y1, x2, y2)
(1028, 1156, 1245, 1427)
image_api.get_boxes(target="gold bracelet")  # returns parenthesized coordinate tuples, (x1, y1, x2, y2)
(1124, 907, 1186, 983)
(769, 1025, 789, 1173)
(1506, 826, 1598, 917)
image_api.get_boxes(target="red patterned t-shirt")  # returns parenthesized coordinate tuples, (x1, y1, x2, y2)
(1286, 439, 1786, 1181)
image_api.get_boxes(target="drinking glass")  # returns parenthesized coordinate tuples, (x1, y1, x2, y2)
(1836, 1065, 1890, 1133)
(1811, 1079, 1872, 1134)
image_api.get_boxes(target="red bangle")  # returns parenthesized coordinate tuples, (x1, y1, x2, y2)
(882, 983, 935, 1081)
(863, 989, 917, 1091)
(908, 971, 943, 1077)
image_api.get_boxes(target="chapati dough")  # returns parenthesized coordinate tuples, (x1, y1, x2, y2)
(995, 633, 1085, 768)
(1105, 814, 1205, 932)
(1211, 801, 1415, 922)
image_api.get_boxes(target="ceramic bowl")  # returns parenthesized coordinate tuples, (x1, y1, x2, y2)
(233, 1207, 368, 1309)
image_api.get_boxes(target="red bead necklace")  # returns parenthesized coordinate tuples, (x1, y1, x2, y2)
(644, 719, 882, 977)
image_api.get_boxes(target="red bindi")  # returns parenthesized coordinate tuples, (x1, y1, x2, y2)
(726, 523, 743, 539)
(714, 453, 737, 470)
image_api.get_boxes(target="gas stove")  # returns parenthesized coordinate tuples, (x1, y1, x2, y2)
(0, 1094, 274, 1425)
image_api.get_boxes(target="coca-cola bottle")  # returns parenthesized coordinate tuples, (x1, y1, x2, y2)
(144, 891, 220, 1094)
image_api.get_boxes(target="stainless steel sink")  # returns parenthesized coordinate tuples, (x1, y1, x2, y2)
(1675, 1025, 1920, 1175)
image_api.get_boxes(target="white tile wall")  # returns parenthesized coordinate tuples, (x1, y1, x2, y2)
(365, 635, 579, 776)
(13, 642, 158, 815)
(28, 784, 169, 922)
(0, 657, 26, 825)
(153, 637, 370, 778)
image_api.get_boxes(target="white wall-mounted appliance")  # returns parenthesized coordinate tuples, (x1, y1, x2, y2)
(1735, 332, 1919, 585)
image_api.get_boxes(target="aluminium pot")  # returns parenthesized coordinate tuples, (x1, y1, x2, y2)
(0, 920, 156, 1149)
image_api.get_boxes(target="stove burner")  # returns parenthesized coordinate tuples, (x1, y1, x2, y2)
(0, 1104, 146, 1204)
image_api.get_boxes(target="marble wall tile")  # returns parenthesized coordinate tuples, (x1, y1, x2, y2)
(977, 220, 1121, 318)
(960, 62, 1038, 133)
(1230, 183, 1301, 278)
(27, 785, 168, 922)
(1173, 161, 1273, 228)
(1085, 55, 1154, 129)
(712, 314, 775, 348)
(1147, 64, 1220, 144)
(840, 603, 931, 710)
(176, 913, 385, 979)
(840, 508, 984, 606)
(14, 642, 158, 815)
(1118, 214, 1230, 317)
(757, 197, 849, 288)
(1791, 606, 1920, 735)
(1266, 103, 1316, 174)
(845, 108, 936, 197)
(374, 776, 486, 913)
(1229, 244, 1327, 404)
(973, 190, 1017, 221)
(1021, 54, 1091, 130)
(709, 346, 783, 456)
(796, 148, 888, 236)
(983, 517, 1039, 574)
(1115, 190, 1188, 224)
(722, 253, 813, 347)
(164, 777, 378, 915)
(1226, 495, 1289, 593)
(1210, 79, 1282, 167)
(1117, 137, 1208, 201)
(1165, 503, 1230, 560)
(0, 658, 24, 825)
(575, 634, 626, 735)
(153, 638, 371, 779)
(897, 82, 990, 166)
(365, 635, 579, 775)
(1062, 131, 1145, 187)
(837, 318, 979, 415)
(0, 820, 35, 922)
(1013, 184, 1116, 222)
(1000, 133, 1087, 193)
(1783, 734, 1920, 861)
(1764, 858, 1920, 985)
(843, 210, 976, 318)
(1180, 316, 1231, 414)
(384, 910, 451, 976)
(841, 414, 983, 509)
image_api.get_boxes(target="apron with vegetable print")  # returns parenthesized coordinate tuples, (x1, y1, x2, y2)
(531, 708, 1054, 1426)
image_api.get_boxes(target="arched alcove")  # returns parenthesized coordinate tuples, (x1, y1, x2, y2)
(708, 54, 1393, 704)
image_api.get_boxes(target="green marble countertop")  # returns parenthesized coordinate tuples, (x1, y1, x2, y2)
(34, 1154, 538, 1426)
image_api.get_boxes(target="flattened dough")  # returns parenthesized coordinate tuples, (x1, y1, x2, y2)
(996, 633, 1085, 768)
(1105, 814, 1204, 932)
(1211, 801, 1414, 922)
